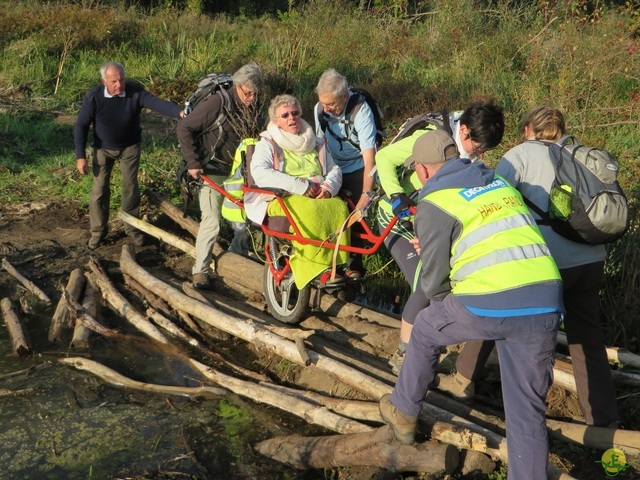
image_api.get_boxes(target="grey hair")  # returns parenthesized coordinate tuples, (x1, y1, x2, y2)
(268, 94, 301, 122)
(100, 61, 125, 80)
(233, 62, 264, 92)
(315, 68, 348, 97)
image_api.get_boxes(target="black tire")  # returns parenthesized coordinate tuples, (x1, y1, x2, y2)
(263, 240, 311, 324)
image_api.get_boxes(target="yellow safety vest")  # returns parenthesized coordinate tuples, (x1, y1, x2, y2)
(423, 176, 561, 296)
(221, 138, 257, 223)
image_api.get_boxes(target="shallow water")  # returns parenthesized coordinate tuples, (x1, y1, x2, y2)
(0, 273, 406, 479)
(0, 308, 318, 479)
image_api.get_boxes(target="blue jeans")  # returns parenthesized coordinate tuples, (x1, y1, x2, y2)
(392, 294, 560, 480)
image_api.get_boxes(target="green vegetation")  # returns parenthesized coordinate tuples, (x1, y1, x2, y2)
(0, 0, 639, 351)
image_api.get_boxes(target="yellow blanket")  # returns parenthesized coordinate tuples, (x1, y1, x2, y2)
(267, 195, 350, 289)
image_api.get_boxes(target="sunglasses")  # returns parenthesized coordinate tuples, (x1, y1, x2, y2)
(279, 110, 301, 119)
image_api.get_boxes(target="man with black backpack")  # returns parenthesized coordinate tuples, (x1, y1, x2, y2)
(177, 63, 264, 290)
(314, 69, 380, 211)
(314, 69, 381, 275)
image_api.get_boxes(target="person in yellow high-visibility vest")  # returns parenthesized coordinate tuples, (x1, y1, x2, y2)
(379, 130, 564, 480)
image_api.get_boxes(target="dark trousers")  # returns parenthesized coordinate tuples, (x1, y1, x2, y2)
(393, 294, 560, 480)
(455, 261, 619, 426)
(90, 144, 141, 237)
(380, 226, 428, 324)
(341, 168, 366, 272)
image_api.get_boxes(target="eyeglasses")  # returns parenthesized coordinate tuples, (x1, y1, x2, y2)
(279, 110, 301, 119)
(470, 140, 485, 155)
(240, 86, 257, 99)
(467, 134, 488, 155)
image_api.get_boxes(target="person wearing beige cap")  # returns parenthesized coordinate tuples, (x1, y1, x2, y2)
(379, 130, 564, 480)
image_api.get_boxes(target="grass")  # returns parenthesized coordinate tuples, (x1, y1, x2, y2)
(1, 0, 639, 350)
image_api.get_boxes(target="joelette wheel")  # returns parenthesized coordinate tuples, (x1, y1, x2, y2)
(263, 238, 310, 324)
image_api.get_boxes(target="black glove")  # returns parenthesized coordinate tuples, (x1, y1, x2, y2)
(391, 192, 415, 219)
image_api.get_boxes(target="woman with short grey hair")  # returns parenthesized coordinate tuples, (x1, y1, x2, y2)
(267, 94, 301, 123)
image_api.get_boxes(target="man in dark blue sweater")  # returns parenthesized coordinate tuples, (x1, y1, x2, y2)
(74, 61, 184, 249)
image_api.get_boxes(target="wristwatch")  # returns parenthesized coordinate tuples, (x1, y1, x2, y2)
(363, 191, 374, 199)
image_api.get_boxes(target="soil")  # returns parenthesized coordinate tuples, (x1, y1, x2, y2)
(0, 201, 638, 480)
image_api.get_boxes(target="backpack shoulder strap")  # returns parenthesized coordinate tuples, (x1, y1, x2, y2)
(441, 109, 453, 135)
(344, 91, 364, 125)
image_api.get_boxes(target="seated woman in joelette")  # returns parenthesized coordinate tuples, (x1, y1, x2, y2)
(244, 94, 351, 288)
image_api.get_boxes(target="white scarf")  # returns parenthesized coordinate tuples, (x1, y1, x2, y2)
(267, 119, 317, 155)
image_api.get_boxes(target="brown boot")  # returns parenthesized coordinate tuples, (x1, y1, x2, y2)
(433, 371, 475, 404)
(379, 394, 417, 445)
(192, 273, 213, 290)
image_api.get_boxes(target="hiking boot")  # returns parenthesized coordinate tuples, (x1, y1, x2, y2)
(192, 273, 213, 290)
(433, 371, 475, 404)
(88, 234, 105, 250)
(128, 231, 145, 247)
(389, 348, 405, 376)
(379, 394, 417, 445)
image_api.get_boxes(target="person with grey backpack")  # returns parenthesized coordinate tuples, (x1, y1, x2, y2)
(439, 107, 624, 429)
(177, 63, 264, 290)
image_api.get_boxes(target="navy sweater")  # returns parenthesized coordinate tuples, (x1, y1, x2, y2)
(74, 82, 182, 158)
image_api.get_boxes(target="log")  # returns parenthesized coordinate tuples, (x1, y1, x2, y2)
(59, 357, 227, 398)
(1, 297, 32, 356)
(123, 274, 174, 319)
(183, 282, 379, 371)
(190, 358, 374, 435)
(426, 389, 640, 463)
(259, 382, 382, 422)
(86, 256, 169, 345)
(118, 211, 196, 257)
(146, 190, 200, 237)
(547, 419, 640, 457)
(119, 244, 391, 400)
(125, 274, 205, 337)
(64, 288, 121, 339)
(254, 427, 459, 473)
(419, 403, 577, 480)
(2, 257, 51, 305)
(49, 268, 86, 343)
(71, 280, 96, 349)
(557, 331, 640, 369)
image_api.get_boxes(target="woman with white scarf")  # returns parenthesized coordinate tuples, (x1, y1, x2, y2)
(245, 94, 349, 288)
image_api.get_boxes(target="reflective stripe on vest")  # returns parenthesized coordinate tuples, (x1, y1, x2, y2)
(423, 176, 560, 295)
